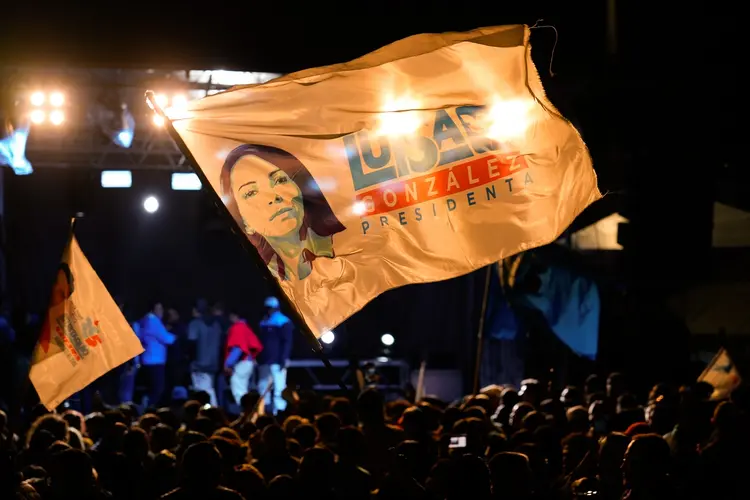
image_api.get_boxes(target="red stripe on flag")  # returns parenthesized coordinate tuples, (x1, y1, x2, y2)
(355, 152, 528, 216)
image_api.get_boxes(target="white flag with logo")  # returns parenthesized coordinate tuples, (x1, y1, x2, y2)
(166, 24, 600, 336)
(30, 233, 144, 410)
(698, 348, 742, 400)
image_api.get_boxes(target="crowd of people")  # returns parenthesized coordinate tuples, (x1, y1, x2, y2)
(0, 295, 294, 418)
(1, 367, 748, 499)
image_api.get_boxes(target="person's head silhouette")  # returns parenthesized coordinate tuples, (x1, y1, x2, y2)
(180, 442, 222, 490)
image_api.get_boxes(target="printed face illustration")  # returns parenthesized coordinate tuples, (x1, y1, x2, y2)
(51, 270, 70, 307)
(230, 154, 304, 238)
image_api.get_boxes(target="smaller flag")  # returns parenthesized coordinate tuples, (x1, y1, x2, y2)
(698, 348, 742, 401)
(0, 120, 33, 175)
(486, 263, 520, 341)
(30, 233, 144, 410)
(504, 253, 600, 359)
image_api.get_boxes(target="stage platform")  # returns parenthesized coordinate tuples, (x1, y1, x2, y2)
(286, 358, 410, 393)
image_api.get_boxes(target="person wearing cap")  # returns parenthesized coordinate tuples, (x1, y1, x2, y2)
(256, 296, 293, 414)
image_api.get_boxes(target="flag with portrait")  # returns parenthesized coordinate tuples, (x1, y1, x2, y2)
(30, 233, 144, 410)
(165, 25, 600, 336)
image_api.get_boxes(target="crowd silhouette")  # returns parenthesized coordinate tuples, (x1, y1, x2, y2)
(1, 371, 748, 499)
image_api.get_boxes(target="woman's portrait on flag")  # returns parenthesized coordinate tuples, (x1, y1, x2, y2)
(220, 144, 346, 281)
(35, 263, 76, 358)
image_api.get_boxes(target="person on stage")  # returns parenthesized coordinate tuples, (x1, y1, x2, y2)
(187, 300, 222, 407)
(137, 301, 176, 408)
(224, 308, 263, 406)
(256, 296, 293, 415)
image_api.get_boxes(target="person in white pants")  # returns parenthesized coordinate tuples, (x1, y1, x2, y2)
(256, 297, 293, 415)
(224, 309, 263, 406)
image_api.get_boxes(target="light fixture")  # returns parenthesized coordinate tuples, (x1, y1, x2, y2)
(320, 331, 335, 345)
(113, 105, 135, 148)
(30, 110, 45, 124)
(171, 172, 202, 191)
(49, 92, 65, 107)
(155, 94, 168, 109)
(49, 110, 64, 126)
(101, 170, 132, 188)
(30, 92, 45, 106)
(171, 94, 188, 110)
(381, 333, 395, 346)
(152, 114, 165, 127)
(117, 130, 133, 148)
(143, 196, 159, 213)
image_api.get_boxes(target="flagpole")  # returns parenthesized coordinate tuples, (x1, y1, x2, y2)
(144, 92, 348, 393)
(472, 265, 493, 394)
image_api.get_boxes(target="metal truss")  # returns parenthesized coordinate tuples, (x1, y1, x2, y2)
(3, 66, 281, 172)
(27, 124, 188, 171)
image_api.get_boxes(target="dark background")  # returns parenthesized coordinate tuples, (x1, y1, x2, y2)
(0, 1, 743, 388)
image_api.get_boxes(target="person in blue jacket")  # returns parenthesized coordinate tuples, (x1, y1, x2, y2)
(256, 297, 293, 414)
(137, 301, 176, 408)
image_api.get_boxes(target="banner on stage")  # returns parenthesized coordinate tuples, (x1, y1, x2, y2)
(169, 24, 601, 336)
(30, 234, 144, 410)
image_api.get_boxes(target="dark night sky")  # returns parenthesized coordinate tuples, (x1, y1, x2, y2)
(1, 3, 601, 72)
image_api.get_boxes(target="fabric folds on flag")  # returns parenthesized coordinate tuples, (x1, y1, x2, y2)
(170, 24, 601, 336)
(30, 234, 144, 410)
(698, 348, 742, 401)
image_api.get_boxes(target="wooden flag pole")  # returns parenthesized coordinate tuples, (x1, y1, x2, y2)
(144, 92, 348, 393)
(472, 265, 493, 394)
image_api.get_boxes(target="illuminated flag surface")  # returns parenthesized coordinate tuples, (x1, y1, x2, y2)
(170, 25, 601, 336)
(30, 234, 144, 410)
(698, 348, 742, 401)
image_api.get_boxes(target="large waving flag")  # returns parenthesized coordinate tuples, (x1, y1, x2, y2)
(30, 232, 144, 410)
(698, 348, 742, 400)
(167, 25, 600, 336)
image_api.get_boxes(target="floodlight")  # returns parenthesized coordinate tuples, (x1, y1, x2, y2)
(101, 170, 132, 188)
(171, 172, 202, 191)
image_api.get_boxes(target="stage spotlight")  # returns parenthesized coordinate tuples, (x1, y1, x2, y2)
(117, 130, 133, 147)
(49, 110, 64, 125)
(113, 105, 135, 148)
(381, 333, 395, 346)
(152, 114, 165, 127)
(101, 170, 132, 188)
(30, 110, 45, 124)
(171, 94, 188, 110)
(171, 172, 202, 191)
(143, 196, 159, 213)
(155, 94, 168, 109)
(30, 92, 45, 106)
(320, 330, 335, 345)
(49, 92, 65, 107)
